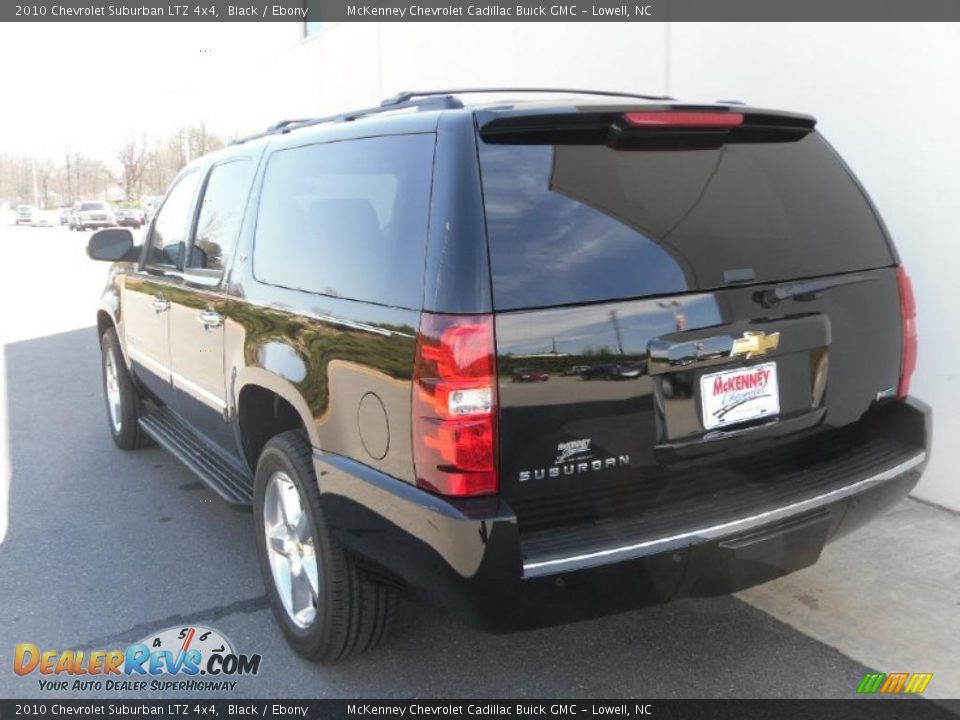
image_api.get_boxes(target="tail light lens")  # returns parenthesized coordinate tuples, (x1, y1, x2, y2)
(412, 313, 498, 497)
(896, 266, 917, 398)
(623, 111, 744, 128)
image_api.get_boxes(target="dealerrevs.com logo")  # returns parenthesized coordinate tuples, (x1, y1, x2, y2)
(14, 625, 262, 693)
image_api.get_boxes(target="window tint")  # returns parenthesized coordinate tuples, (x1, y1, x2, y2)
(479, 133, 894, 310)
(147, 171, 200, 267)
(253, 134, 435, 307)
(188, 160, 253, 273)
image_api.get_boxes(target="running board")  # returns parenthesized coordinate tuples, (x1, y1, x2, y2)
(139, 408, 253, 508)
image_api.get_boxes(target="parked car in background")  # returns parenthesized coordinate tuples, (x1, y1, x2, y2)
(511, 367, 550, 382)
(32, 211, 54, 227)
(580, 364, 616, 380)
(612, 362, 646, 379)
(70, 201, 115, 231)
(116, 208, 146, 228)
(581, 362, 647, 381)
(85, 89, 929, 664)
(563, 365, 590, 376)
(15, 205, 37, 225)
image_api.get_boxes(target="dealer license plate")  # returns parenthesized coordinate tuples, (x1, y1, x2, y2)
(700, 361, 780, 430)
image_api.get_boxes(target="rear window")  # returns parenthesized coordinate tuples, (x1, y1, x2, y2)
(478, 132, 893, 310)
(80, 202, 107, 211)
(253, 134, 435, 308)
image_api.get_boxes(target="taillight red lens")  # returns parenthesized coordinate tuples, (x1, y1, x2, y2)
(623, 111, 744, 128)
(896, 266, 917, 398)
(412, 313, 498, 497)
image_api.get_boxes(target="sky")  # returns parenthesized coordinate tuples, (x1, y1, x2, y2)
(0, 22, 302, 160)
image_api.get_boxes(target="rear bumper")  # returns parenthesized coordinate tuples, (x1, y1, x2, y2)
(317, 398, 930, 631)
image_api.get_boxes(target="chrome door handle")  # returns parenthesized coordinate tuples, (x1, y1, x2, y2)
(197, 309, 223, 328)
(151, 296, 170, 313)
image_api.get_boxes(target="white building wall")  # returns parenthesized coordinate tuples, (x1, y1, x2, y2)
(210, 23, 669, 133)
(217, 22, 957, 509)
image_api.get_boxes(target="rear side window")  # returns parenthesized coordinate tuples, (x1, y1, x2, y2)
(253, 134, 436, 308)
(478, 132, 893, 310)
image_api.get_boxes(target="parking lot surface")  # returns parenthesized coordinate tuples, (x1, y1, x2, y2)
(0, 223, 930, 699)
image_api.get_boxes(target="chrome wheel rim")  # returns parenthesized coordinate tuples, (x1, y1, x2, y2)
(104, 351, 122, 433)
(263, 471, 319, 628)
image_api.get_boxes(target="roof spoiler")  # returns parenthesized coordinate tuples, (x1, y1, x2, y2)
(477, 106, 817, 147)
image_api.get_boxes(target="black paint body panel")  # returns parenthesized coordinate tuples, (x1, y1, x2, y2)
(92, 98, 931, 632)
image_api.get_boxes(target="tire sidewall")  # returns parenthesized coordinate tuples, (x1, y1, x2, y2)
(100, 328, 140, 449)
(253, 438, 337, 657)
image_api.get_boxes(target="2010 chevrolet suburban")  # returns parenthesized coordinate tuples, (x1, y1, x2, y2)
(87, 89, 931, 662)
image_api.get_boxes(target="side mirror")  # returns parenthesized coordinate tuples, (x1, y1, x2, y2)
(87, 228, 137, 262)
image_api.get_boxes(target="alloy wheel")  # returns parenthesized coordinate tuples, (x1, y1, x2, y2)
(263, 471, 320, 628)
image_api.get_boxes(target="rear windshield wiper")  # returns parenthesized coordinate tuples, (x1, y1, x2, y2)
(753, 273, 877, 308)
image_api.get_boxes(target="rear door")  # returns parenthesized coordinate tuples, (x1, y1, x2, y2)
(168, 158, 256, 455)
(477, 114, 901, 531)
(122, 170, 201, 404)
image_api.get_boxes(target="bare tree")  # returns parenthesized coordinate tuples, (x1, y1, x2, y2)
(139, 125, 227, 197)
(115, 134, 152, 203)
(0, 125, 228, 208)
(36, 159, 55, 208)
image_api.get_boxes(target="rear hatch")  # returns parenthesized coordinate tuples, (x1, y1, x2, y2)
(477, 105, 912, 540)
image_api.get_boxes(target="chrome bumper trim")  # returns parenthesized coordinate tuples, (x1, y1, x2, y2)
(522, 451, 926, 578)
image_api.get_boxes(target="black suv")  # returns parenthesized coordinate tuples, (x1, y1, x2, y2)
(87, 89, 930, 662)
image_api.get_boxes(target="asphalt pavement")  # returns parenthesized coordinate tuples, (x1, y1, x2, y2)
(0, 223, 924, 700)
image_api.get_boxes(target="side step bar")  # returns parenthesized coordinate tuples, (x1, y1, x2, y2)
(139, 407, 253, 508)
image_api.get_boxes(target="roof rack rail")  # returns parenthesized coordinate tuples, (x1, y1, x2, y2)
(230, 94, 464, 145)
(381, 87, 675, 105)
(231, 88, 674, 146)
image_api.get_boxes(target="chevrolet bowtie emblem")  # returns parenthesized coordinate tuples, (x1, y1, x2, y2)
(731, 331, 780, 359)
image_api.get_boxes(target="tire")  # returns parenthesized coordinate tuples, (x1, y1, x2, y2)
(254, 430, 396, 662)
(100, 327, 151, 450)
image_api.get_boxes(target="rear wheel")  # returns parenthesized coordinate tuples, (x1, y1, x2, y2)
(100, 327, 150, 450)
(253, 431, 396, 662)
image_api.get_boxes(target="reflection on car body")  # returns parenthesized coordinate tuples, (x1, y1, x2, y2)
(512, 367, 550, 382)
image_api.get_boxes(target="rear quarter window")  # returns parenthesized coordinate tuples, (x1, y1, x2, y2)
(253, 133, 436, 308)
(479, 132, 893, 310)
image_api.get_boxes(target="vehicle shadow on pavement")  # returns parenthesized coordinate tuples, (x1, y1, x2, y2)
(0, 326, 880, 699)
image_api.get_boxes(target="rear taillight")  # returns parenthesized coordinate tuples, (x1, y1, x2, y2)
(623, 111, 744, 128)
(412, 313, 498, 497)
(896, 266, 917, 398)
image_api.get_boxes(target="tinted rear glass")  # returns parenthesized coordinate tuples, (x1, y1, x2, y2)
(80, 202, 107, 211)
(478, 132, 893, 310)
(254, 134, 435, 308)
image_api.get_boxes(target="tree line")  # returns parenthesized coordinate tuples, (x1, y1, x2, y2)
(0, 124, 226, 209)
